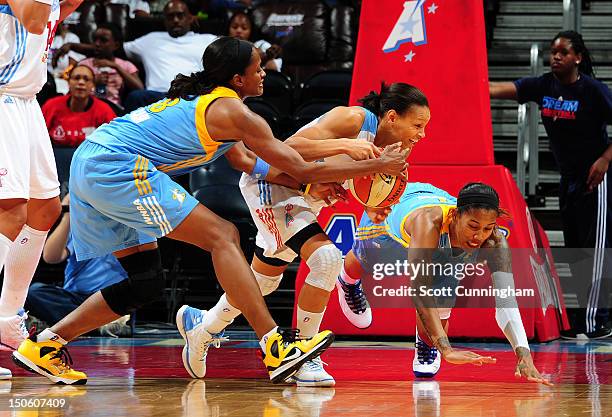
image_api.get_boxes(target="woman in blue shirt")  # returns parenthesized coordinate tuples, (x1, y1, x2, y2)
(490, 31, 612, 339)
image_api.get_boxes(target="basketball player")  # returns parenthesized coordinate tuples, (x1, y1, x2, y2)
(177, 82, 431, 386)
(344, 182, 552, 385)
(12, 37, 408, 385)
(0, 0, 84, 379)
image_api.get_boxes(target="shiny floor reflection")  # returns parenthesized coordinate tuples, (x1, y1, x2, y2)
(0, 378, 609, 417)
(0, 337, 608, 416)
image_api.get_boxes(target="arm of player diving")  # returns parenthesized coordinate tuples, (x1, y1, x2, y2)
(405, 208, 454, 354)
(4, 0, 50, 34)
(284, 106, 381, 161)
(407, 208, 496, 366)
(480, 232, 551, 385)
(212, 99, 408, 184)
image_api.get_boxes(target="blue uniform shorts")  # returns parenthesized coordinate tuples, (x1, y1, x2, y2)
(69, 140, 198, 260)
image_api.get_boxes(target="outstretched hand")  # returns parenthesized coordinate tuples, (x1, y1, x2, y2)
(442, 350, 497, 365)
(515, 349, 553, 386)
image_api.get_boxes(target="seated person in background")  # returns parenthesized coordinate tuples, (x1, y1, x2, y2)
(25, 194, 130, 337)
(49, 16, 85, 94)
(228, 10, 282, 71)
(79, 23, 144, 108)
(123, 0, 218, 111)
(108, 0, 151, 18)
(42, 65, 117, 148)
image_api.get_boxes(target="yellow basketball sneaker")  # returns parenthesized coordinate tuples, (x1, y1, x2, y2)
(263, 329, 334, 384)
(12, 338, 87, 385)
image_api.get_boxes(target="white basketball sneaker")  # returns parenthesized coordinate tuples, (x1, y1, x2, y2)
(285, 356, 335, 387)
(0, 309, 29, 351)
(413, 328, 441, 378)
(176, 306, 227, 378)
(336, 277, 372, 329)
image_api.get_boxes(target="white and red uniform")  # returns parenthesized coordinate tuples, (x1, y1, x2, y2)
(0, 0, 61, 199)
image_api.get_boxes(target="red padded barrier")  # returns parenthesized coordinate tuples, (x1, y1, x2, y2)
(349, 0, 494, 165)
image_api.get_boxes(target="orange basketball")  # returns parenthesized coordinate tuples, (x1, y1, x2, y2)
(348, 173, 408, 208)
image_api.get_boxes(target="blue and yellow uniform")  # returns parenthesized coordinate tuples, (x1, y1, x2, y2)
(352, 183, 477, 311)
(70, 87, 239, 260)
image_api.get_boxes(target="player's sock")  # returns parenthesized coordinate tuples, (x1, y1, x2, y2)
(0, 226, 47, 316)
(339, 267, 359, 285)
(259, 326, 279, 352)
(0, 233, 11, 277)
(202, 294, 241, 334)
(36, 328, 68, 345)
(297, 307, 325, 339)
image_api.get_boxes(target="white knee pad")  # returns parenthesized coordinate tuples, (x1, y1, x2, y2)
(252, 268, 283, 296)
(305, 244, 343, 291)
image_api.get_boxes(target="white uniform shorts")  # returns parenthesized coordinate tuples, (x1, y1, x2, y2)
(0, 95, 60, 200)
(239, 173, 324, 263)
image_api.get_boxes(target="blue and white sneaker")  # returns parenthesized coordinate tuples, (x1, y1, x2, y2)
(412, 328, 441, 378)
(285, 356, 335, 387)
(176, 305, 227, 378)
(336, 277, 372, 329)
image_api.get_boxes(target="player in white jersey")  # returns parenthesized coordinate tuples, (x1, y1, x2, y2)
(0, 0, 84, 379)
(179, 83, 431, 386)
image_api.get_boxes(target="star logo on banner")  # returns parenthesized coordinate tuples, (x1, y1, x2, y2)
(428, 3, 438, 14)
(404, 50, 416, 62)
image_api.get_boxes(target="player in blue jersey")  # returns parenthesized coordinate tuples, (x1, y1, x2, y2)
(490, 31, 612, 339)
(12, 36, 408, 385)
(184, 82, 430, 386)
(0, 0, 85, 379)
(343, 182, 552, 385)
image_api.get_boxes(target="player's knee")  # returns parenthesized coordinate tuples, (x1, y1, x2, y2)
(252, 268, 283, 296)
(211, 219, 240, 247)
(0, 201, 28, 238)
(101, 250, 165, 315)
(305, 244, 343, 292)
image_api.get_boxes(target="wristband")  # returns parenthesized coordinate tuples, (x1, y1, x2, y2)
(251, 157, 270, 180)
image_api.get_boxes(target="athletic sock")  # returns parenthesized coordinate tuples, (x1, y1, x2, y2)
(203, 294, 241, 334)
(297, 307, 325, 339)
(0, 226, 47, 316)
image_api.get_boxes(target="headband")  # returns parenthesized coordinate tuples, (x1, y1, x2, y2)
(457, 192, 499, 210)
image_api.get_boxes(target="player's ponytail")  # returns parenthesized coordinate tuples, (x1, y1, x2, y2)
(358, 82, 429, 118)
(552, 30, 595, 78)
(167, 36, 255, 100)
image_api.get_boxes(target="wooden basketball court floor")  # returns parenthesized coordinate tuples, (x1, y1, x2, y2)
(0, 336, 609, 416)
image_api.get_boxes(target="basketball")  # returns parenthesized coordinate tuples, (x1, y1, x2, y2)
(348, 172, 408, 208)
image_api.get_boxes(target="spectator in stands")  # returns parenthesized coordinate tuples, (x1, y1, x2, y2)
(123, 0, 218, 111)
(228, 10, 282, 71)
(25, 194, 130, 337)
(80, 23, 144, 108)
(42, 65, 116, 148)
(49, 15, 85, 94)
(109, 0, 151, 18)
(490, 30, 612, 339)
